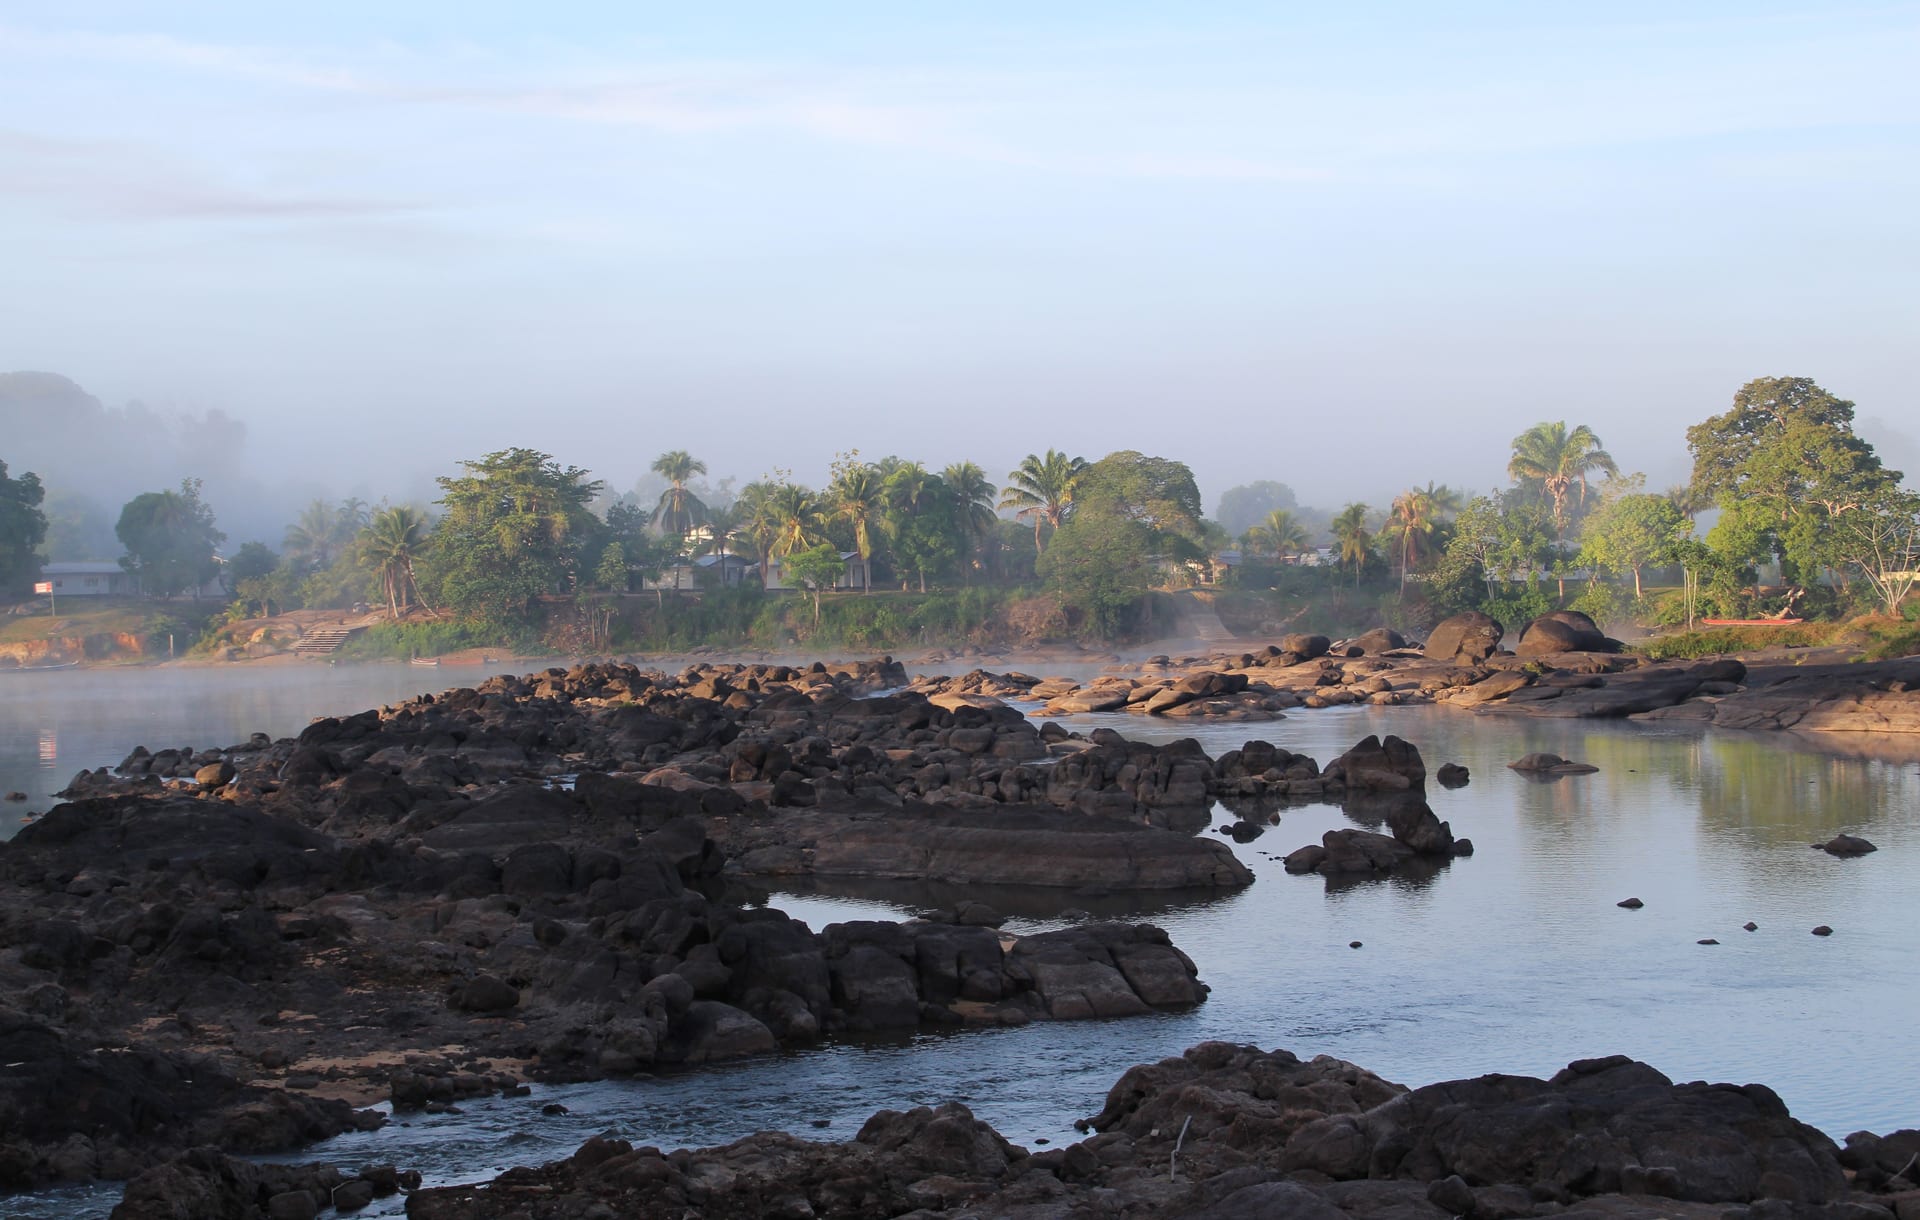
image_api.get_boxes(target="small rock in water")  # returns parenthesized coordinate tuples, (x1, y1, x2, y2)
(1349, 941, 1363, 949)
(1820, 834, 1877, 857)
(1698, 938, 1719, 945)
(1436, 763, 1470, 789)
(1618, 897, 1644, 909)
(1743, 922, 1758, 931)
(1812, 925, 1834, 937)
(541, 1103, 569, 1116)
(1034, 1137, 1049, 1145)
(1509, 753, 1599, 774)
(3, 791, 26, 801)
(810, 1118, 831, 1128)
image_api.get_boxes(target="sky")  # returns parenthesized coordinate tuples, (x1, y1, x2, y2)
(2, 1, 1917, 528)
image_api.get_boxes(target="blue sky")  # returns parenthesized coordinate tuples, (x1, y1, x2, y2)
(2, 1, 1916, 518)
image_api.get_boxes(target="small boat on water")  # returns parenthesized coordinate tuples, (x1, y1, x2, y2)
(409, 656, 440, 667)
(0, 660, 81, 673)
(1700, 617, 1805, 627)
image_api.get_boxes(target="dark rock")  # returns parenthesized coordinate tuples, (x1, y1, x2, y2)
(450, 975, 520, 1013)
(1822, 834, 1877, 857)
(1426, 611, 1505, 662)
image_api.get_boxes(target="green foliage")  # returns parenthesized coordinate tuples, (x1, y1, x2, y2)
(361, 504, 435, 615)
(1000, 449, 1089, 555)
(1687, 377, 1900, 594)
(424, 448, 603, 622)
(1038, 511, 1154, 637)
(336, 618, 500, 661)
(1481, 585, 1555, 630)
(1579, 491, 1688, 596)
(227, 541, 279, 587)
(0, 458, 48, 595)
(649, 450, 710, 537)
(781, 542, 848, 625)
(1507, 421, 1618, 532)
(1634, 625, 1825, 660)
(115, 478, 224, 597)
(1035, 451, 1203, 637)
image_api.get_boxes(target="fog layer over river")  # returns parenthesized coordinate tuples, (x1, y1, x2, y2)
(5, 663, 1916, 1218)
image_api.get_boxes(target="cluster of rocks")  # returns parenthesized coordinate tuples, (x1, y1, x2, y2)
(112, 1040, 1920, 1219)
(964, 608, 1916, 735)
(0, 658, 1264, 1199)
(1279, 736, 1476, 884)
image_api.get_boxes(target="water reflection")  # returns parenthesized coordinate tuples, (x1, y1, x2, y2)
(2, 673, 1918, 1220)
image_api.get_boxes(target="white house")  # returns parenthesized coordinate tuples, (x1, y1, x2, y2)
(763, 551, 869, 592)
(39, 561, 140, 597)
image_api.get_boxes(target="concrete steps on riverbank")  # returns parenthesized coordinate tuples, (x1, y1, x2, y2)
(293, 626, 362, 656)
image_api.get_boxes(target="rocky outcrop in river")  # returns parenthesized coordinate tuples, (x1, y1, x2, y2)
(0, 658, 1248, 1197)
(109, 1039, 1916, 1220)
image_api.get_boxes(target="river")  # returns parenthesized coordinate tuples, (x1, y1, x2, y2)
(5, 660, 1917, 1218)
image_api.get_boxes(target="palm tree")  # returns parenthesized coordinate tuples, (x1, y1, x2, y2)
(1665, 483, 1708, 531)
(1385, 482, 1463, 590)
(732, 482, 781, 584)
(361, 505, 434, 618)
(284, 500, 344, 573)
(942, 461, 998, 581)
(1508, 422, 1619, 532)
(1332, 502, 1373, 587)
(1250, 508, 1309, 561)
(767, 483, 826, 561)
(830, 466, 883, 592)
(650, 450, 709, 537)
(999, 449, 1088, 555)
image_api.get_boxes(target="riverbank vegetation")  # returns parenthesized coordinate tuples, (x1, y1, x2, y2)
(3, 375, 1916, 658)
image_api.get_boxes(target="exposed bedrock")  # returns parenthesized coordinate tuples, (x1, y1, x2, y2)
(377, 1040, 1904, 1220)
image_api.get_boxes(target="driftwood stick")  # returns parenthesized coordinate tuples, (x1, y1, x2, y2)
(1170, 1114, 1193, 1181)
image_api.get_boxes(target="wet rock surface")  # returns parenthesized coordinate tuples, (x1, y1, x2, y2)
(399, 1041, 1915, 1220)
(3, 657, 1239, 1199)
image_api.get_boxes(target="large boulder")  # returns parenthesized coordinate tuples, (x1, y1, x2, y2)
(1424, 612, 1504, 662)
(1348, 627, 1406, 655)
(1517, 611, 1614, 656)
(1279, 633, 1331, 660)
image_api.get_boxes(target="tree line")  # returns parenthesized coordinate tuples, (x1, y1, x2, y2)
(1, 374, 1914, 638)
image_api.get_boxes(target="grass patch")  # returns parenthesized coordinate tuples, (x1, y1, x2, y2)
(1635, 616, 1920, 662)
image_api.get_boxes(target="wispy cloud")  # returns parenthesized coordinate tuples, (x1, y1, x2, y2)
(0, 128, 416, 221)
(0, 23, 1337, 184)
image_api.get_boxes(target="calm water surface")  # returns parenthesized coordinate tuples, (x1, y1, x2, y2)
(5, 664, 1918, 1218)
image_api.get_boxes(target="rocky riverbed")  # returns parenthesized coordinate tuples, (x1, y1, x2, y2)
(109, 1040, 1920, 1219)
(907, 610, 1919, 739)
(3, 638, 1914, 1215)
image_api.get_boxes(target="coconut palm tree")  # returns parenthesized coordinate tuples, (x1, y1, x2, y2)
(1665, 483, 1709, 531)
(650, 450, 709, 537)
(732, 482, 781, 584)
(283, 500, 346, 573)
(830, 465, 883, 592)
(942, 461, 998, 581)
(1249, 508, 1309, 561)
(999, 450, 1088, 555)
(1385, 482, 1463, 590)
(767, 483, 826, 561)
(1332, 502, 1373, 587)
(360, 505, 434, 617)
(1507, 422, 1618, 532)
